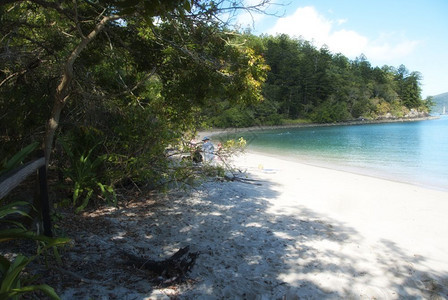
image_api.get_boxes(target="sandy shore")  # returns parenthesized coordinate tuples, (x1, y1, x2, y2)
(57, 151, 448, 299)
(223, 152, 448, 298)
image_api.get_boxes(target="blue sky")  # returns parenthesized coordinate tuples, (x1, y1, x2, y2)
(235, 0, 448, 98)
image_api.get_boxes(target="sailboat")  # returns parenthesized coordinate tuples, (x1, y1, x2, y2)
(443, 105, 446, 115)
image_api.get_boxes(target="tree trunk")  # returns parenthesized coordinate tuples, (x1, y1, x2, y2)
(43, 15, 119, 167)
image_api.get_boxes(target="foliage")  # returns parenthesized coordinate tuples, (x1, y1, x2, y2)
(200, 164, 226, 178)
(0, 223, 69, 300)
(60, 139, 116, 213)
(1, 0, 271, 209)
(163, 136, 247, 185)
(0, 254, 61, 300)
(203, 34, 428, 127)
(281, 118, 313, 125)
(187, 137, 246, 180)
(0, 142, 39, 177)
(218, 137, 247, 159)
(420, 96, 434, 112)
(310, 99, 351, 123)
(207, 105, 256, 128)
(0, 149, 69, 300)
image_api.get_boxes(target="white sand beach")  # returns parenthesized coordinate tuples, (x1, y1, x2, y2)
(58, 151, 448, 299)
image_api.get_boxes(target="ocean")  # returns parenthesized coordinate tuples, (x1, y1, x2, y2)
(223, 116, 448, 191)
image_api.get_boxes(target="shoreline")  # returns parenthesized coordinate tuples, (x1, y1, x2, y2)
(231, 151, 448, 251)
(198, 115, 440, 139)
(198, 115, 446, 192)
(246, 148, 448, 192)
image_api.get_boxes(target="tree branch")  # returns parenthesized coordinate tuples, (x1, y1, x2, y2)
(29, 0, 76, 23)
(43, 13, 121, 166)
(0, 58, 41, 88)
(72, 0, 86, 39)
(0, 0, 25, 6)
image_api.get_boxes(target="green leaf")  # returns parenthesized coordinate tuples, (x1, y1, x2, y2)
(7, 284, 61, 300)
(0, 255, 11, 275)
(0, 209, 30, 221)
(0, 220, 27, 230)
(184, 0, 192, 11)
(75, 188, 93, 213)
(0, 229, 70, 246)
(115, 0, 140, 9)
(0, 254, 28, 293)
(0, 201, 30, 220)
(72, 182, 82, 205)
(1, 142, 39, 176)
(0, 254, 61, 299)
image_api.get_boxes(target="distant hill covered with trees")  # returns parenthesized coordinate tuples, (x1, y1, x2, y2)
(432, 92, 448, 114)
(204, 34, 432, 128)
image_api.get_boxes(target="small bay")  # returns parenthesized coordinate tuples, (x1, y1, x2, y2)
(226, 117, 448, 191)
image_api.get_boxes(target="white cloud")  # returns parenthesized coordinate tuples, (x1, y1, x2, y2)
(337, 18, 348, 25)
(328, 29, 368, 57)
(366, 38, 420, 63)
(266, 6, 420, 62)
(268, 6, 331, 45)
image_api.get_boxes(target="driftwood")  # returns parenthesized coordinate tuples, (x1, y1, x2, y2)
(124, 246, 199, 285)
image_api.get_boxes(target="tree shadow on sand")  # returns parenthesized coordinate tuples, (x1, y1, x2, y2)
(51, 175, 448, 299)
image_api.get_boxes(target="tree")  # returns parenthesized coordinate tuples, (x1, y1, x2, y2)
(1, 0, 194, 164)
(234, 34, 427, 125)
(1, 0, 272, 167)
(394, 65, 423, 108)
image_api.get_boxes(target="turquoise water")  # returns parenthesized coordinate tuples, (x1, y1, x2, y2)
(227, 117, 448, 191)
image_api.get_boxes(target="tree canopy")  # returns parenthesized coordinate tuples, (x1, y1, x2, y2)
(1, 0, 270, 210)
(204, 34, 431, 127)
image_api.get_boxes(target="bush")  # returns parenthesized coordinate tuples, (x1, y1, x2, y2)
(310, 100, 351, 123)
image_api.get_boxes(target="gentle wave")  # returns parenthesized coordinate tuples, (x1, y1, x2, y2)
(229, 117, 448, 191)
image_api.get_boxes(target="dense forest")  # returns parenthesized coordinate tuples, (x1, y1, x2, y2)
(1, 0, 268, 183)
(205, 34, 433, 127)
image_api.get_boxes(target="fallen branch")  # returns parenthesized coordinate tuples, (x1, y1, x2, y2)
(123, 246, 199, 285)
